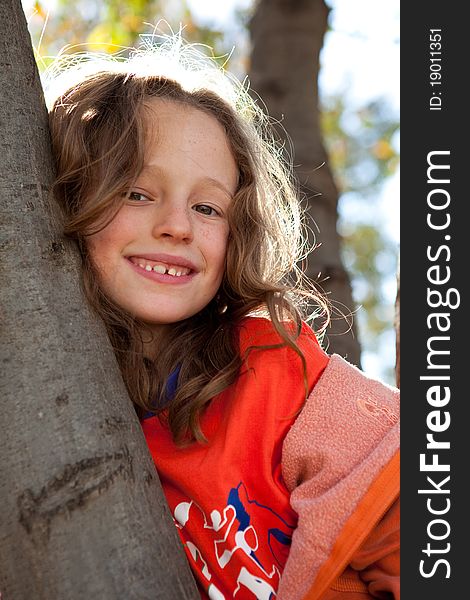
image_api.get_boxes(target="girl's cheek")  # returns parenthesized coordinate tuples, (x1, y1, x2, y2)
(85, 236, 112, 275)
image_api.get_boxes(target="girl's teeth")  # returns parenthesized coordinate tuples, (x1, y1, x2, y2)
(134, 260, 189, 276)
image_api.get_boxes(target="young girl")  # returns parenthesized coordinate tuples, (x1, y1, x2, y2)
(45, 34, 399, 600)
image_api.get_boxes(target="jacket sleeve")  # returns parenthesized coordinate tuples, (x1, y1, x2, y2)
(278, 354, 400, 600)
(317, 497, 399, 600)
(351, 496, 400, 599)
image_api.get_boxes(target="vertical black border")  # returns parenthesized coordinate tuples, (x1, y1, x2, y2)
(401, 3, 465, 597)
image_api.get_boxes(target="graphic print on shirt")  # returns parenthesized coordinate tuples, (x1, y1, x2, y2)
(173, 481, 295, 599)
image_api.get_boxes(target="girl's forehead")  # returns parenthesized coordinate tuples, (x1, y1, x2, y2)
(141, 97, 229, 152)
(140, 97, 238, 194)
(142, 97, 212, 129)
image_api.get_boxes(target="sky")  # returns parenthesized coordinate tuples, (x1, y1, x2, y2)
(185, 0, 399, 107)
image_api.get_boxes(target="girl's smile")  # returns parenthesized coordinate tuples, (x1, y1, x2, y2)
(86, 99, 239, 327)
(126, 254, 198, 283)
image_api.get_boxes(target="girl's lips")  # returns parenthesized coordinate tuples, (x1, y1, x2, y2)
(126, 258, 196, 284)
(128, 253, 199, 272)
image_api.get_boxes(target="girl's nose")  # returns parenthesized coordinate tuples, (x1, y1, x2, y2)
(151, 203, 194, 242)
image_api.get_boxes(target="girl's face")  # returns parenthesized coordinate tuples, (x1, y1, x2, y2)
(86, 98, 238, 328)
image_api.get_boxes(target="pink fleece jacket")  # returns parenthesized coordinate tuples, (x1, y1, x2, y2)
(278, 354, 400, 600)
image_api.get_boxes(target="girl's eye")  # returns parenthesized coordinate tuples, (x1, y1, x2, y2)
(127, 191, 150, 202)
(194, 204, 220, 216)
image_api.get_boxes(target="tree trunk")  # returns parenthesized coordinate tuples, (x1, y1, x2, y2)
(0, 2, 198, 598)
(248, 0, 361, 365)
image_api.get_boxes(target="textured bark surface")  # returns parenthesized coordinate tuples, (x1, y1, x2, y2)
(0, 2, 198, 598)
(248, 0, 361, 364)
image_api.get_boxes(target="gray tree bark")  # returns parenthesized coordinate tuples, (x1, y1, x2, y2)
(248, 0, 361, 365)
(0, 2, 198, 598)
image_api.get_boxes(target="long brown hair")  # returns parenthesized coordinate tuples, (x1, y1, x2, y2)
(45, 35, 330, 444)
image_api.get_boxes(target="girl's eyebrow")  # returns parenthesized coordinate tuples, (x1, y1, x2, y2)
(141, 164, 234, 200)
(200, 177, 235, 200)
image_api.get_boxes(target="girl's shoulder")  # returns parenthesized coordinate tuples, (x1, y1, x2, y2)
(236, 316, 329, 394)
(237, 315, 325, 355)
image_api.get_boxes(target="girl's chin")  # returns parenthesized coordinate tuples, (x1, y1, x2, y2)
(134, 313, 191, 327)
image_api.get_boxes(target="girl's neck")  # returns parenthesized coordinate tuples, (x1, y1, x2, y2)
(140, 324, 170, 360)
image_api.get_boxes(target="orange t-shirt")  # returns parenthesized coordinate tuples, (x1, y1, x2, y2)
(141, 317, 329, 598)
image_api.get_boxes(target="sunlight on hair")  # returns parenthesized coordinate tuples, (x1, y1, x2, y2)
(40, 23, 253, 121)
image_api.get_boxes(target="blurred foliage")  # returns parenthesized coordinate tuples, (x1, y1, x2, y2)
(27, 0, 226, 70)
(25, 0, 399, 379)
(322, 96, 399, 194)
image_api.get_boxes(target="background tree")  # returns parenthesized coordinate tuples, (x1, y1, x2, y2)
(0, 1, 198, 598)
(249, 0, 361, 364)
(322, 94, 399, 380)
